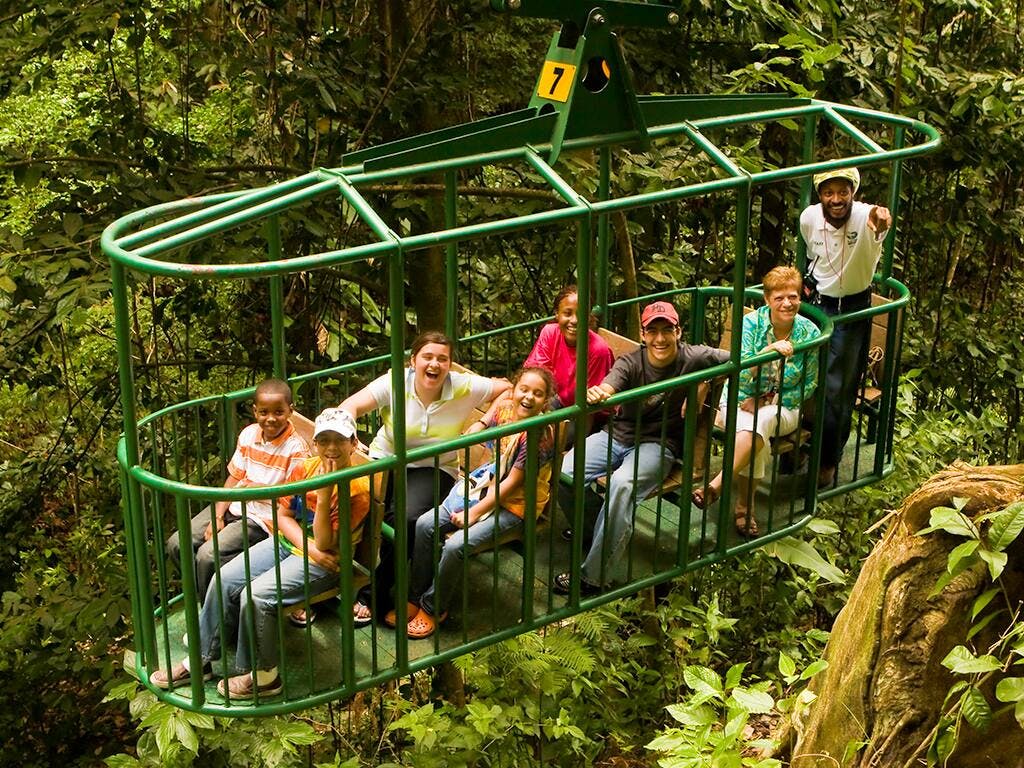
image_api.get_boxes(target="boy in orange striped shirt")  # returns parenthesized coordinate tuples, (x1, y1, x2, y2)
(165, 378, 309, 600)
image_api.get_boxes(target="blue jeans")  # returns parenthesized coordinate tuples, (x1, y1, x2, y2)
(410, 503, 522, 617)
(197, 537, 337, 673)
(165, 506, 267, 601)
(561, 430, 675, 586)
(821, 308, 871, 469)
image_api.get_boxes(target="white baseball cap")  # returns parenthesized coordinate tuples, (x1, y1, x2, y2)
(313, 408, 357, 439)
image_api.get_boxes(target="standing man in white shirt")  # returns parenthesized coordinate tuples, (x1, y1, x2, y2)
(800, 167, 892, 488)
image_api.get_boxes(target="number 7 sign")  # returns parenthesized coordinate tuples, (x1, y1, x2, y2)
(536, 61, 576, 102)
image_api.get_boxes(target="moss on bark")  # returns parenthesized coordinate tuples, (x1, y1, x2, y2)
(792, 462, 1024, 768)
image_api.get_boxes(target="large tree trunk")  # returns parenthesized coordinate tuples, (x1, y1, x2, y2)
(792, 462, 1024, 768)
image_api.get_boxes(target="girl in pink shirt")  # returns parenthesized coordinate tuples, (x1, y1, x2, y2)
(525, 285, 614, 411)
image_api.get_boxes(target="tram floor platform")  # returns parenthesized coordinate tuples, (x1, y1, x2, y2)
(132, 438, 879, 706)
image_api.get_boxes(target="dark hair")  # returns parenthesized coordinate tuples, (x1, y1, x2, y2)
(513, 366, 555, 403)
(409, 330, 455, 361)
(552, 284, 578, 315)
(254, 377, 293, 405)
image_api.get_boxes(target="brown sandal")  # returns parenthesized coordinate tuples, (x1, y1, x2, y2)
(691, 484, 720, 509)
(734, 507, 759, 538)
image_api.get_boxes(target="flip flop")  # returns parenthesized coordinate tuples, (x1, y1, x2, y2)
(407, 610, 447, 639)
(288, 606, 316, 628)
(353, 600, 372, 628)
(691, 484, 720, 509)
(384, 602, 420, 628)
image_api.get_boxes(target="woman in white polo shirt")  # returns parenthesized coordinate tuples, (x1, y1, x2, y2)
(340, 331, 510, 625)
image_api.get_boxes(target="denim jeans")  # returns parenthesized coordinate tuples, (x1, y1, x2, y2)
(197, 537, 337, 673)
(165, 506, 267, 601)
(410, 502, 522, 616)
(820, 308, 871, 469)
(357, 467, 456, 616)
(561, 430, 675, 586)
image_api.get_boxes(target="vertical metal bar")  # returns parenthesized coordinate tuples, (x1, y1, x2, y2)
(718, 181, 751, 554)
(266, 216, 287, 379)
(568, 215, 593, 603)
(520, 427, 539, 624)
(795, 114, 818, 274)
(337, 477, 356, 691)
(881, 127, 906, 282)
(596, 146, 611, 317)
(110, 261, 157, 667)
(445, 170, 459, 338)
(176, 494, 206, 705)
(389, 244, 410, 670)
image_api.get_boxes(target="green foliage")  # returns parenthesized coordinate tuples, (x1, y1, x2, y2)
(916, 495, 1024, 762)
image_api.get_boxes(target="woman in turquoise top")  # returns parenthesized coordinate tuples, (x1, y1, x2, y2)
(692, 266, 820, 536)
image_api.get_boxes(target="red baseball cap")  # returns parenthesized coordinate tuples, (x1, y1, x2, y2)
(641, 301, 679, 328)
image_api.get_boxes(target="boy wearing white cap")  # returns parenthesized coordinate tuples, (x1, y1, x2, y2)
(151, 408, 370, 699)
(799, 167, 892, 487)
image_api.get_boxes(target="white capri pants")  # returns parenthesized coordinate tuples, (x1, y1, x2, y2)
(718, 401, 800, 479)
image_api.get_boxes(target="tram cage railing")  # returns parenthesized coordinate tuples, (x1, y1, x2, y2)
(106, 98, 936, 714)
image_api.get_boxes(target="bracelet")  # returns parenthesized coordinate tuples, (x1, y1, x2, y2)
(476, 419, 488, 428)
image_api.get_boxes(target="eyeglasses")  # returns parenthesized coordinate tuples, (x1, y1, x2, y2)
(642, 324, 678, 338)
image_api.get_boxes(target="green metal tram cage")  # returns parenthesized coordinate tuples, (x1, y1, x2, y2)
(103, 1, 940, 715)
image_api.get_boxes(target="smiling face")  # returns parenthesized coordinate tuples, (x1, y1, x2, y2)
(766, 283, 801, 327)
(818, 178, 855, 227)
(512, 370, 552, 419)
(252, 391, 292, 441)
(555, 292, 579, 347)
(642, 320, 681, 368)
(411, 342, 452, 399)
(314, 431, 356, 465)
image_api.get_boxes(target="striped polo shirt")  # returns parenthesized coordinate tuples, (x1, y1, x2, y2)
(366, 368, 493, 477)
(226, 421, 310, 532)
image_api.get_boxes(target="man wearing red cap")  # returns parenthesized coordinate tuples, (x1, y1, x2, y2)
(554, 300, 729, 594)
(800, 167, 892, 488)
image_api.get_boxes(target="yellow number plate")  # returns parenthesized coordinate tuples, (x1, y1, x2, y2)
(536, 61, 576, 103)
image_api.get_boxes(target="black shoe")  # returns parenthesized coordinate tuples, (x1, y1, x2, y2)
(553, 572, 600, 596)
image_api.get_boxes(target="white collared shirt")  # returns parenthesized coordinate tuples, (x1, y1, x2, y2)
(366, 368, 493, 477)
(800, 200, 886, 297)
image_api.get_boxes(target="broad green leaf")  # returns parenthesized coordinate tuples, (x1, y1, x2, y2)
(919, 506, 979, 539)
(966, 609, 1002, 641)
(800, 659, 830, 680)
(730, 686, 774, 714)
(762, 537, 844, 584)
(971, 587, 1000, 620)
(941, 645, 1001, 675)
(778, 652, 796, 678)
(962, 687, 992, 730)
(929, 569, 958, 598)
(982, 501, 1024, 551)
(665, 702, 717, 726)
(807, 518, 840, 535)
(104, 756, 142, 768)
(0, 275, 16, 294)
(724, 662, 747, 690)
(978, 548, 1008, 581)
(995, 677, 1024, 703)
(947, 539, 979, 572)
(173, 715, 199, 755)
(683, 665, 723, 700)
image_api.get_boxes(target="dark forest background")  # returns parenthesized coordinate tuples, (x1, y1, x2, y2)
(0, 1, 1021, 765)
